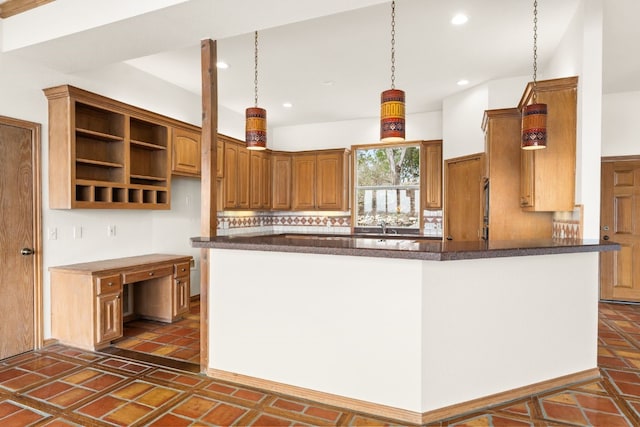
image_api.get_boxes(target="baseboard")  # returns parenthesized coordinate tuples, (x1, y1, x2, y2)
(42, 338, 57, 348)
(190, 294, 200, 303)
(420, 368, 601, 424)
(206, 367, 601, 425)
(206, 368, 423, 424)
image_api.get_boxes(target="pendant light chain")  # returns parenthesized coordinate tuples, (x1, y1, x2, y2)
(532, 0, 539, 102)
(254, 30, 259, 108)
(390, 0, 396, 89)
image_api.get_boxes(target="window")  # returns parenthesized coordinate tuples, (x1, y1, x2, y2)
(354, 143, 420, 232)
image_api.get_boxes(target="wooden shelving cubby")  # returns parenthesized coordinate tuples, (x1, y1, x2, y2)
(44, 85, 177, 209)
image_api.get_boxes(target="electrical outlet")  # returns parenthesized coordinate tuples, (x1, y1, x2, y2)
(73, 226, 82, 239)
(48, 227, 57, 240)
(107, 225, 116, 237)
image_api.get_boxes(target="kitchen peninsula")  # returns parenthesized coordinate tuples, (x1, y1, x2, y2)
(192, 234, 617, 424)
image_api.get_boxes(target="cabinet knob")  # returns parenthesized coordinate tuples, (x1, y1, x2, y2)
(603, 235, 610, 241)
(176, 280, 181, 284)
(108, 282, 113, 286)
(181, 268, 186, 272)
(21, 248, 35, 256)
(148, 272, 154, 276)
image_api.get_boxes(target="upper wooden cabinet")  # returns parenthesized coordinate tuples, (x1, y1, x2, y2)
(43, 85, 194, 209)
(292, 149, 350, 211)
(250, 150, 271, 209)
(444, 153, 484, 241)
(517, 76, 578, 212)
(421, 140, 442, 210)
(222, 137, 250, 209)
(482, 108, 552, 240)
(272, 153, 292, 210)
(171, 125, 201, 177)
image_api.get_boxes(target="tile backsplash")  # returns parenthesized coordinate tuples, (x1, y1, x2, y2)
(217, 210, 444, 238)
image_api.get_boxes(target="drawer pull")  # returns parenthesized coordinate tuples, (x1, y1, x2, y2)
(108, 282, 114, 286)
(181, 268, 186, 272)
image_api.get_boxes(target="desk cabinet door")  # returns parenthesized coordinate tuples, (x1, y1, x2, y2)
(173, 277, 190, 318)
(97, 293, 122, 344)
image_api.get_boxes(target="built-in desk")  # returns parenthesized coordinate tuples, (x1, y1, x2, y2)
(50, 254, 192, 351)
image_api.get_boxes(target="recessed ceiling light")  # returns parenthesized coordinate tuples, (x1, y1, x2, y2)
(216, 61, 229, 69)
(451, 13, 468, 26)
(283, 102, 293, 108)
(457, 79, 469, 86)
(322, 80, 335, 86)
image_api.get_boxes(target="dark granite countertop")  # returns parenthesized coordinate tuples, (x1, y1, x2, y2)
(191, 233, 619, 261)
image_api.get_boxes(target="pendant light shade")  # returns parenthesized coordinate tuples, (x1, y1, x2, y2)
(380, 88, 405, 142)
(521, 103, 547, 150)
(380, 0, 405, 142)
(521, 0, 547, 150)
(246, 107, 267, 150)
(246, 31, 266, 150)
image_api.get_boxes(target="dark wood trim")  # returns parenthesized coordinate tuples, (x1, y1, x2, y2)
(0, 0, 54, 18)
(199, 38, 217, 373)
(0, 115, 43, 351)
(602, 155, 640, 162)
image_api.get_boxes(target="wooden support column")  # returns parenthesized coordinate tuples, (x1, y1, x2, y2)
(199, 38, 218, 372)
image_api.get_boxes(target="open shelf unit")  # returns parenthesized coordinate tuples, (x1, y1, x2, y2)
(44, 85, 176, 209)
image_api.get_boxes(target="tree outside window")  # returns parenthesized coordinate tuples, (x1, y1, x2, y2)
(355, 144, 420, 230)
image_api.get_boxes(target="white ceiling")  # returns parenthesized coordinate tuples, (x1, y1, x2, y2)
(3, 0, 638, 128)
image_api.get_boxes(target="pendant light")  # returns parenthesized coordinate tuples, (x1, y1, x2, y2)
(380, 0, 405, 142)
(521, 0, 547, 150)
(246, 30, 267, 150)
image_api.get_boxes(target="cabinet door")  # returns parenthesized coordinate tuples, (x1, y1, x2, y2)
(173, 277, 190, 318)
(172, 127, 201, 177)
(316, 152, 346, 210)
(216, 139, 224, 178)
(96, 293, 122, 344)
(237, 146, 250, 209)
(223, 143, 238, 208)
(261, 153, 272, 208)
(423, 142, 442, 209)
(272, 154, 292, 210)
(520, 150, 534, 208)
(518, 77, 577, 212)
(444, 153, 484, 241)
(292, 154, 316, 210)
(250, 151, 264, 209)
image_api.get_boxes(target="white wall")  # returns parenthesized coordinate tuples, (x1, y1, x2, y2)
(272, 111, 443, 151)
(441, 84, 488, 160)
(544, 0, 603, 239)
(602, 91, 640, 156)
(0, 51, 239, 337)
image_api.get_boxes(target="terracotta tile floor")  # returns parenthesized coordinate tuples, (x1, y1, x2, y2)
(3, 302, 640, 426)
(111, 302, 201, 366)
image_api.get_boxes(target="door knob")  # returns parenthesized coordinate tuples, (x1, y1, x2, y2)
(21, 248, 35, 255)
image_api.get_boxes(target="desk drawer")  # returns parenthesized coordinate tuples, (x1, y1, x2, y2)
(174, 261, 190, 277)
(123, 265, 174, 284)
(96, 274, 122, 295)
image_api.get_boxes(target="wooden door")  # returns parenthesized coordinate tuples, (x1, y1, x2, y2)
(600, 158, 640, 301)
(0, 117, 42, 359)
(292, 154, 316, 210)
(444, 153, 484, 241)
(250, 151, 263, 209)
(260, 153, 271, 208)
(97, 293, 122, 344)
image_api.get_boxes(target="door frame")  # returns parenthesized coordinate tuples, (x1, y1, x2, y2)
(0, 115, 43, 351)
